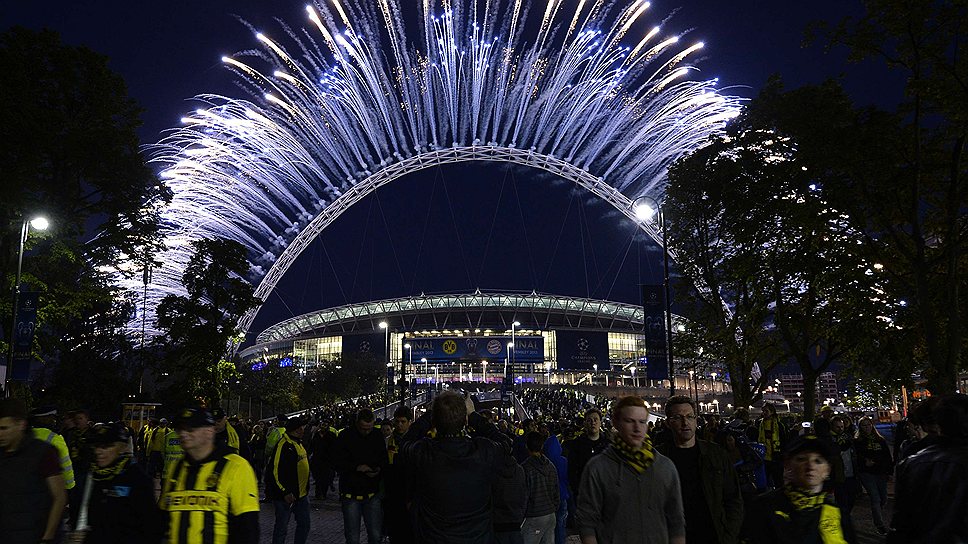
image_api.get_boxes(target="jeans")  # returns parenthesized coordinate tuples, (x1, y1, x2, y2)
(858, 472, 889, 528)
(341, 494, 383, 544)
(522, 513, 556, 544)
(272, 496, 310, 544)
(554, 500, 568, 544)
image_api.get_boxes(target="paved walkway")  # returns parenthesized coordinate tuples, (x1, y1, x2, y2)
(257, 485, 893, 543)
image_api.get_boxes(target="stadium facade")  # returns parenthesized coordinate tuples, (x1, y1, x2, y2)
(239, 290, 687, 387)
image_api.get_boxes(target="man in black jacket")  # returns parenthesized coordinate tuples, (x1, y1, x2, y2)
(562, 408, 607, 526)
(400, 391, 513, 544)
(889, 393, 968, 544)
(656, 396, 743, 544)
(333, 408, 388, 544)
(267, 415, 310, 544)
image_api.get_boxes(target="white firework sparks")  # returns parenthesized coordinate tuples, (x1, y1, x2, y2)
(126, 0, 741, 339)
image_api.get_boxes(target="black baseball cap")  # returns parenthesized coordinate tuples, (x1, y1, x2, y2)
(90, 422, 131, 446)
(784, 435, 835, 463)
(174, 408, 216, 430)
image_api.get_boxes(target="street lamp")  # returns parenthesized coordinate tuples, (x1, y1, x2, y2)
(632, 196, 674, 397)
(593, 363, 598, 385)
(510, 321, 520, 388)
(631, 366, 637, 388)
(421, 358, 428, 384)
(506, 342, 513, 377)
(379, 322, 389, 402)
(5, 216, 49, 396)
(711, 372, 718, 394)
(482, 360, 488, 382)
(403, 343, 412, 402)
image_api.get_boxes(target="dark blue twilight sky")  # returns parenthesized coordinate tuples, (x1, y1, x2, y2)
(1, 1, 903, 341)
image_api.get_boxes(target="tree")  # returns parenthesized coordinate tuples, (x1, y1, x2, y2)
(155, 238, 259, 404)
(666, 80, 901, 417)
(0, 28, 167, 395)
(665, 129, 790, 409)
(816, 0, 968, 393)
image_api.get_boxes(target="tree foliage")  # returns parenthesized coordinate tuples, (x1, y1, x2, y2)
(155, 238, 259, 404)
(666, 80, 901, 417)
(816, 0, 968, 393)
(0, 28, 165, 405)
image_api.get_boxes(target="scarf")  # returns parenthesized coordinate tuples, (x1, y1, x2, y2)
(759, 417, 782, 459)
(611, 434, 655, 474)
(784, 486, 827, 511)
(92, 456, 129, 482)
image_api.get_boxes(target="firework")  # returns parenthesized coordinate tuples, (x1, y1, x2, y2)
(124, 0, 740, 338)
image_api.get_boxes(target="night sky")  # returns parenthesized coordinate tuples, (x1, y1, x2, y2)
(1, 1, 902, 343)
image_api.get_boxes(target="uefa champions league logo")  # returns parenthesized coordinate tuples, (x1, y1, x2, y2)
(359, 340, 371, 353)
(577, 338, 589, 352)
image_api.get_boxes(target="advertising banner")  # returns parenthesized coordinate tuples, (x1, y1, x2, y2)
(10, 291, 39, 381)
(642, 285, 668, 381)
(342, 333, 387, 360)
(555, 330, 610, 371)
(405, 336, 543, 362)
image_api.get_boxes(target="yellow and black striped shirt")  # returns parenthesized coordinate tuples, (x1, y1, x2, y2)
(160, 447, 259, 544)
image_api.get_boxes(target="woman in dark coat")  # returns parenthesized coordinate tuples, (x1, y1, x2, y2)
(68, 422, 164, 544)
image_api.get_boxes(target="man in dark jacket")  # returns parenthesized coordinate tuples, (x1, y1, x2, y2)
(400, 391, 513, 544)
(656, 396, 743, 544)
(521, 431, 560, 544)
(384, 406, 414, 544)
(267, 416, 311, 544)
(562, 408, 607, 524)
(889, 393, 968, 543)
(0, 398, 67, 544)
(332, 408, 388, 544)
(309, 416, 337, 500)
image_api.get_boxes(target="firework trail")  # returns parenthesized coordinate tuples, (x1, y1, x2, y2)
(125, 0, 740, 339)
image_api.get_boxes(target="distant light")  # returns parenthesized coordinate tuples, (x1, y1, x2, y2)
(29, 217, 49, 231)
(379, 321, 388, 329)
(512, 321, 520, 327)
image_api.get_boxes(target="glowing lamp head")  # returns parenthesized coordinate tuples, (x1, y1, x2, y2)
(634, 202, 657, 222)
(29, 217, 49, 231)
(379, 321, 388, 329)
(512, 321, 520, 327)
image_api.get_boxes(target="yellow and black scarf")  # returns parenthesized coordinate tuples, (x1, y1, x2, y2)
(611, 434, 655, 474)
(784, 486, 827, 511)
(91, 456, 130, 482)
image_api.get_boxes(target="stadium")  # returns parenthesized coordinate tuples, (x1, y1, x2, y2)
(239, 290, 696, 390)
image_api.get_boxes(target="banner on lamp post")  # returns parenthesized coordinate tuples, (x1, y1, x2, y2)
(10, 291, 39, 381)
(642, 285, 668, 381)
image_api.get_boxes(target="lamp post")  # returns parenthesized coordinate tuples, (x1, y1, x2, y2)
(5, 216, 49, 397)
(593, 363, 598, 386)
(711, 372, 718, 394)
(510, 321, 520, 391)
(632, 196, 674, 397)
(379, 322, 389, 402)
(482, 360, 488, 383)
(631, 366, 637, 388)
(420, 358, 428, 385)
(506, 342, 513, 378)
(434, 365, 439, 391)
(402, 343, 412, 403)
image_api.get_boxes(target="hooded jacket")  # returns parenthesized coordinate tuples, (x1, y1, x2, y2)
(543, 435, 570, 505)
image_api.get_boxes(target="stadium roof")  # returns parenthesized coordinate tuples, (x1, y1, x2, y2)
(255, 290, 685, 344)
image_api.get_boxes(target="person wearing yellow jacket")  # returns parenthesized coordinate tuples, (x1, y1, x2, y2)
(212, 407, 242, 455)
(29, 406, 76, 490)
(148, 418, 169, 478)
(267, 416, 311, 544)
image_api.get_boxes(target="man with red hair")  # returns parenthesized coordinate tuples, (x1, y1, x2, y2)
(576, 396, 685, 544)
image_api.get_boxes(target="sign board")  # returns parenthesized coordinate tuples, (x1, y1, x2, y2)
(405, 336, 543, 362)
(555, 330, 610, 370)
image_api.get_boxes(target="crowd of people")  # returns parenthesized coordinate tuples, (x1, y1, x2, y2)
(1, 388, 966, 543)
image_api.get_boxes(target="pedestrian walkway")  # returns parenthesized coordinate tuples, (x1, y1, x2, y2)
(258, 491, 892, 543)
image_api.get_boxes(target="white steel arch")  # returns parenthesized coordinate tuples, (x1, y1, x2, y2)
(238, 146, 664, 334)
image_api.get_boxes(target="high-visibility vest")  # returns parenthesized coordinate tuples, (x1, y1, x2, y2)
(163, 429, 184, 480)
(33, 427, 76, 490)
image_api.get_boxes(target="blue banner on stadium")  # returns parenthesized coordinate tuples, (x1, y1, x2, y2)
(343, 333, 387, 360)
(10, 291, 39, 381)
(642, 285, 668, 380)
(555, 330, 610, 371)
(406, 336, 543, 362)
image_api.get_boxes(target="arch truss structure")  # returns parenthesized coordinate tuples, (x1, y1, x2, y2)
(253, 290, 688, 345)
(122, 0, 742, 339)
